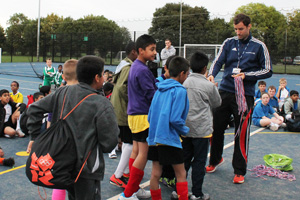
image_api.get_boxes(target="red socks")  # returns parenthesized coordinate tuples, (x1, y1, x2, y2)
(128, 158, 135, 172)
(176, 181, 188, 200)
(150, 188, 162, 200)
(0, 158, 3, 165)
(124, 166, 144, 197)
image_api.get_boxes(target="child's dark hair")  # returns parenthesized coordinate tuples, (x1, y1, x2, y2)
(268, 85, 276, 91)
(33, 92, 44, 101)
(190, 51, 208, 73)
(11, 81, 19, 87)
(77, 55, 104, 85)
(125, 42, 136, 55)
(39, 86, 51, 96)
(0, 89, 9, 96)
(290, 90, 299, 96)
(234, 13, 251, 26)
(136, 34, 156, 53)
(169, 56, 190, 77)
(258, 80, 266, 86)
(103, 82, 114, 93)
(165, 55, 177, 69)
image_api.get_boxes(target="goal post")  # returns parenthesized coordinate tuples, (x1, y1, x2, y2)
(183, 44, 222, 61)
(0, 48, 2, 63)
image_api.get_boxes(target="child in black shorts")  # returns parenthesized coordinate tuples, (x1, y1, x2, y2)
(147, 56, 190, 200)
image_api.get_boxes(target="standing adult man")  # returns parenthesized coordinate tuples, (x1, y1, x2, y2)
(206, 13, 272, 184)
(161, 39, 176, 74)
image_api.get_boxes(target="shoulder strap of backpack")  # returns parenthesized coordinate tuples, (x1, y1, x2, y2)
(60, 92, 97, 120)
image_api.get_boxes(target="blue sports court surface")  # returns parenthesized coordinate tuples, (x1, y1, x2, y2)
(0, 62, 299, 199)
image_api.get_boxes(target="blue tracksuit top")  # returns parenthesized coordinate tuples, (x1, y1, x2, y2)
(147, 79, 190, 149)
(208, 33, 272, 96)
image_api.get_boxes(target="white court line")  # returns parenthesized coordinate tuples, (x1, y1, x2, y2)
(107, 127, 265, 200)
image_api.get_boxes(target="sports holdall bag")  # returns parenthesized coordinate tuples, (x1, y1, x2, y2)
(25, 92, 96, 189)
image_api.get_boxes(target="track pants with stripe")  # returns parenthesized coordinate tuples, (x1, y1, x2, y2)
(209, 90, 254, 175)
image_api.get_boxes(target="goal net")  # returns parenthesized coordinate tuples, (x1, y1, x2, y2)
(183, 44, 222, 61)
(115, 51, 126, 62)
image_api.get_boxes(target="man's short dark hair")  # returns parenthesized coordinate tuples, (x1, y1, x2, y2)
(39, 86, 51, 96)
(234, 13, 251, 26)
(164, 55, 176, 69)
(33, 92, 44, 101)
(169, 56, 190, 77)
(290, 90, 299, 96)
(190, 51, 209, 73)
(136, 34, 156, 53)
(125, 42, 136, 55)
(77, 55, 104, 85)
(0, 89, 9, 97)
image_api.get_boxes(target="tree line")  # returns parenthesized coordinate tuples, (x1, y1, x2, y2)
(0, 3, 299, 63)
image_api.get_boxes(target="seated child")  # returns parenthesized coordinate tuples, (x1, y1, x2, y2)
(252, 92, 285, 131)
(254, 80, 267, 100)
(10, 81, 23, 103)
(256, 86, 279, 112)
(0, 89, 26, 138)
(147, 56, 190, 200)
(0, 146, 15, 167)
(276, 78, 290, 109)
(283, 90, 300, 120)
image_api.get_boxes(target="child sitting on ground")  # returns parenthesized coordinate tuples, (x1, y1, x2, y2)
(283, 90, 300, 120)
(252, 92, 285, 131)
(256, 86, 279, 112)
(147, 56, 190, 200)
(254, 80, 267, 100)
(0, 89, 26, 138)
(10, 81, 23, 103)
(276, 78, 290, 109)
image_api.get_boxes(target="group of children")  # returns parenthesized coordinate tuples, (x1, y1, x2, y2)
(253, 79, 300, 131)
(107, 34, 217, 200)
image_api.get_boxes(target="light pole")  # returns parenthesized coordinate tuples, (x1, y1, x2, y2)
(37, 0, 41, 61)
(179, 0, 182, 56)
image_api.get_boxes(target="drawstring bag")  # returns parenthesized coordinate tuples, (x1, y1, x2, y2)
(263, 154, 293, 171)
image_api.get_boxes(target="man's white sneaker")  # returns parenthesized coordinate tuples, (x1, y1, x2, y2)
(136, 188, 151, 199)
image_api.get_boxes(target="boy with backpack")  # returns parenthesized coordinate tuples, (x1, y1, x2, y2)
(147, 56, 190, 200)
(26, 55, 119, 200)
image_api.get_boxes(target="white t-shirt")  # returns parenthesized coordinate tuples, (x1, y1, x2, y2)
(4, 104, 12, 122)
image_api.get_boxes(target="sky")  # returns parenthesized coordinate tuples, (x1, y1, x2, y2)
(1, 0, 300, 35)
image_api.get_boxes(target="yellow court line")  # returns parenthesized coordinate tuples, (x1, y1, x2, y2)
(0, 164, 26, 175)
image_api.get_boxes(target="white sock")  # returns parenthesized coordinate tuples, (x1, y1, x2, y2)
(114, 143, 133, 178)
(16, 117, 21, 130)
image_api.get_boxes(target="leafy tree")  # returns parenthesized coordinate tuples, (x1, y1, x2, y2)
(5, 13, 29, 55)
(286, 10, 300, 58)
(149, 3, 206, 50)
(235, 3, 287, 63)
(0, 25, 5, 48)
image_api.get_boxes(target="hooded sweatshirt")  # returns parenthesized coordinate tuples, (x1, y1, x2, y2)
(147, 79, 189, 149)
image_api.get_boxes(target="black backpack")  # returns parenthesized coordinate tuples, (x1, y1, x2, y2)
(286, 110, 300, 132)
(25, 93, 96, 189)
